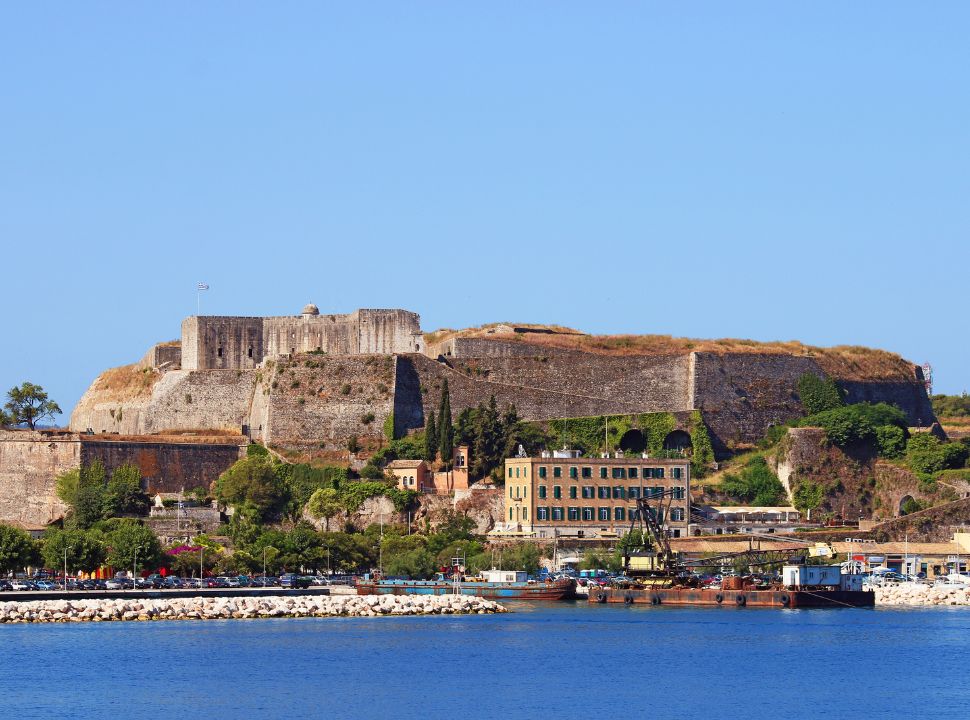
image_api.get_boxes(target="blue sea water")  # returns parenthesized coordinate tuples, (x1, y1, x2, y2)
(1, 603, 968, 720)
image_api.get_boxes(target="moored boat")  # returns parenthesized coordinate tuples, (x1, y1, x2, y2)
(356, 570, 576, 601)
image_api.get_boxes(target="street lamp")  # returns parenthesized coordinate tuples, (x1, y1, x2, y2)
(262, 547, 267, 582)
(133, 549, 138, 591)
(63, 546, 68, 592)
(200, 546, 204, 588)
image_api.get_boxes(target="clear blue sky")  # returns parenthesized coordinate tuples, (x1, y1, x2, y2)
(2, 3, 968, 422)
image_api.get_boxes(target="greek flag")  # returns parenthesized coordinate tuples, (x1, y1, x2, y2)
(197, 282, 209, 291)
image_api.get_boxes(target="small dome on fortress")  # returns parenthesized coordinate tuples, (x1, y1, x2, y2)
(301, 303, 320, 316)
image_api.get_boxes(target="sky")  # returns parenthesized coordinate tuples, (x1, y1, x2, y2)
(2, 3, 968, 423)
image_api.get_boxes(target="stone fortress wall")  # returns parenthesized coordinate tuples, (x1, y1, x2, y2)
(69, 306, 936, 463)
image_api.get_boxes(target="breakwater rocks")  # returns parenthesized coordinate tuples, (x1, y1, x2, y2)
(875, 583, 970, 607)
(0, 594, 508, 623)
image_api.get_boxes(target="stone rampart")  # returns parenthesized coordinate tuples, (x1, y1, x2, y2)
(79, 437, 247, 494)
(0, 430, 74, 528)
(252, 354, 396, 449)
(393, 352, 691, 435)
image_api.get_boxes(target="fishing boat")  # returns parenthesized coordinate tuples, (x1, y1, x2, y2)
(356, 570, 576, 601)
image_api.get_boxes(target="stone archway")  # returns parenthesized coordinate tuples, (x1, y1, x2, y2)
(898, 495, 918, 516)
(618, 429, 646, 454)
(663, 430, 692, 454)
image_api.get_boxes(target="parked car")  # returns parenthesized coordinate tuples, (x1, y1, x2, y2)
(0, 580, 13, 591)
(280, 574, 312, 589)
(34, 580, 57, 591)
(311, 576, 330, 586)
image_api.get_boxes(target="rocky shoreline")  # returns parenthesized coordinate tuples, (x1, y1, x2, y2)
(875, 583, 970, 607)
(0, 594, 508, 623)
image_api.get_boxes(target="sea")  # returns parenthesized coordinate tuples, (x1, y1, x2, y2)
(1, 603, 967, 719)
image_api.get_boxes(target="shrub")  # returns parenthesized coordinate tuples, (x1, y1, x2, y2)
(906, 433, 969, 475)
(361, 412, 376, 425)
(347, 435, 360, 453)
(875, 425, 906, 459)
(721, 456, 786, 506)
(797, 402, 907, 447)
(340, 383, 352, 395)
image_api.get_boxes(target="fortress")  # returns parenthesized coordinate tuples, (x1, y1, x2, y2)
(0, 303, 936, 528)
(68, 304, 936, 457)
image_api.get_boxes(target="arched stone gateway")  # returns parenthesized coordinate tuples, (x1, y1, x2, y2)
(663, 430, 692, 454)
(618, 429, 646, 454)
(899, 495, 918, 516)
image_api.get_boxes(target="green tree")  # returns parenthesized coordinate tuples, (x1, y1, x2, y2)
(105, 464, 149, 516)
(214, 455, 289, 521)
(41, 528, 106, 574)
(306, 488, 342, 531)
(424, 411, 438, 462)
(106, 521, 163, 574)
(0, 524, 40, 574)
(4, 382, 62, 429)
(796, 373, 845, 415)
(55, 468, 81, 507)
(438, 379, 453, 462)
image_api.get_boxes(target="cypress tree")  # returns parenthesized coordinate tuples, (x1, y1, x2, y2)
(425, 411, 438, 462)
(438, 379, 453, 462)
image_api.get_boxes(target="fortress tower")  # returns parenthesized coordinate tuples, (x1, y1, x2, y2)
(180, 306, 423, 370)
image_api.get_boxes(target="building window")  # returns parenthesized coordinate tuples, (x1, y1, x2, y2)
(539, 466, 547, 479)
(655, 468, 665, 479)
(670, 508, 684, 522)
(612, 467, 626, 479)
(599, 467, 608, 479)
(523, 466, 529, 478)
(553, 467, 562, 478)
(509, 508, 513, 521)
(217, 347, 223, 358)
(643, 468, 652, 479)
(582, 486, 594, 499)
(598, 507, 610, 521)
(569, 486, 577, 499)
(613, 486, 625, 499)
(629, 467, 638, 479)
(508, 467, 512, 478)
(582, 467, 592, 478)
(582, 507, 594, 521)
(629, 507, 640, 520)
(568, 507, 579, 521)
(553, 486, 562, 499)
(537, 507, 549, 521)
(672, 487, 686, 500)
(615, 507, 625, 522)
(551, 507, 564, 521)
(248, 347, 253, 358)
(628, 487, 640, 499)
(598, 486, 610, 499)
(523, 508, 528, 521)
(672, 467, 682, 480)
(509, 486, 513, 498)
(515, 467, 520, 478)
(538, 486, 547, 499)
(569, 467, 578, 479)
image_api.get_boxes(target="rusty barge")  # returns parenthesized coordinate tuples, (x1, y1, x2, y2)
(594, 488, 875, 609)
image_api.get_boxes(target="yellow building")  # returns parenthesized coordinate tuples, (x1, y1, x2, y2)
(502, 451, 691, 539)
